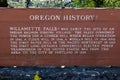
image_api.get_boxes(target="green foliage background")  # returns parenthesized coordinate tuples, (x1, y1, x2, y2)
(0, 0, 120, 8)
(72, 0, 120, 8)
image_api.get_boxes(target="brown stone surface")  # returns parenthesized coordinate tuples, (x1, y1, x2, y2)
(0, 8, 120, 66)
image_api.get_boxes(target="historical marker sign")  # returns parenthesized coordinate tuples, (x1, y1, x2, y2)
(0, 8, 120, 66)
